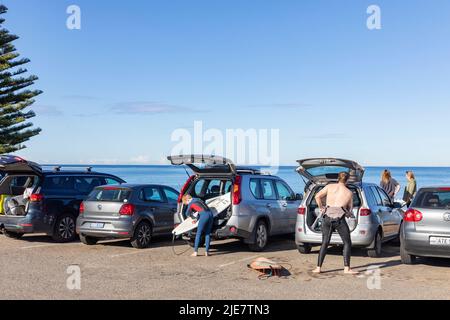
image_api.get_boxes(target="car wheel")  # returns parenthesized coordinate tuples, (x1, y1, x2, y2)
(52, 214, 77, 243)
(298, 244, 312, 254)
(131, 221, 152, 249)
(3, 230, 24, 239)
(248, 220, 268, 252)
(80, 234, 98, 246)
(367, 231, 382, 258)
(400, 230, 416, 265)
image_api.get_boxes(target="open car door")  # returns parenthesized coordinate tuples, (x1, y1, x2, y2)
(296, 158, 365, 184)
(0, 155, 42, 176)
(167, 154, 236, 176)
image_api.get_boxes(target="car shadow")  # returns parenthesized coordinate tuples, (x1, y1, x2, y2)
(414, 257, 450, 268)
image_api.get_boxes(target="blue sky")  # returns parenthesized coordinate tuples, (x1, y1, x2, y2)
(3, 0, 450, 166)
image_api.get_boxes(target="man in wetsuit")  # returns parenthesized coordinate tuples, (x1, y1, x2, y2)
(312, 172, 359, 275)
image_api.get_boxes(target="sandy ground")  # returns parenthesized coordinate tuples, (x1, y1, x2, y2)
(0, 233, 449, 300)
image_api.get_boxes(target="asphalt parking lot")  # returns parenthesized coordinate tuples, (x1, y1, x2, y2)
(0, 233, 449, 300)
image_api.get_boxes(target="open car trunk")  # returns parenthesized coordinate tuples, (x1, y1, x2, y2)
(0, 156, 42, 216)
(305, 184, 362, 233)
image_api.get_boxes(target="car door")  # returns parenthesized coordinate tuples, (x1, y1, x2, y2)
(375, 187, 397, 237)
(274, 179, 299, 233)
(260, 178, 281, 234)
(161, 187, 180, 231)
(140, 186, 172, 234)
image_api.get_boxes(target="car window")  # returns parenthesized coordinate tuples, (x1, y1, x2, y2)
(74, 177, 104, 194)
(42, 176, 76, 195)
(414, 190, 450, 209)
(193, 180, 206, 197)
(224, 181, 232, 194)
(275, 180, 293, 200)
(249, 178, 262, 199)
(88, 187, 131, 202)
(370, 187, 383, 206)
(105, 178, 122, 185)
(163, 187, 179, 203)
(205, 180, 222, 197)
(376, 187, 391, 206)
(142, 187, 165, 203)
(261, 179, 277, 200)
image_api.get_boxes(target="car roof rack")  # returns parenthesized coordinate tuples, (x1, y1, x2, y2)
(42, 165, 95, 173)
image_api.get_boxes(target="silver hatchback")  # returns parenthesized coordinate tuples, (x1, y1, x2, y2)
(168, 155, 302, 252)
(295, 158, 404, 257)
(76, 184, 179, 249)
(400, 187, 450, 264)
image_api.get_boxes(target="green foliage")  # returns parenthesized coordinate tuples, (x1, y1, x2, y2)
(0, 4, 42, 154)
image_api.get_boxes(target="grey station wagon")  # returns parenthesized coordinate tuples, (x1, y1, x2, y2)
(168, 155, 302, 252)
(295, 158, 404, 257)
(76, 184, 179, 249)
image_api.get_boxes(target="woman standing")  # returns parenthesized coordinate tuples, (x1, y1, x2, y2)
(182, 194, 214, 257)
(403, 171, 417, 207)
(380, 170, 401, 201)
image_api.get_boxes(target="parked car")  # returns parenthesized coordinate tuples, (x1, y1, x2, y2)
(295, 158, 404, 257)
(168, 154, 302, 252)
(76, 184, 179, 249)
(400, 187, 450, 264)
(0, 155, 125, 242)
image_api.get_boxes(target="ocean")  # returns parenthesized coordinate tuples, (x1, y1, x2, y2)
(41, 165, 450, 194)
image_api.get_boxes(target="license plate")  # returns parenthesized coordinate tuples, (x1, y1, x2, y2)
(429, 237, 450, 246)
(90, 223, 104, 229)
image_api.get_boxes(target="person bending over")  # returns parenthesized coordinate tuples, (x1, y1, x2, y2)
(312, 172, 359, 275)
(182, 194, 214, 257)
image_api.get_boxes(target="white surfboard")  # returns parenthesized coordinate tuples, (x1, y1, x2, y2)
(172, 193, 231, 236)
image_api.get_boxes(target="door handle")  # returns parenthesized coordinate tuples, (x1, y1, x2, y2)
(282, 203, 288, 208)
(266, 203, 272, 208)
(150, 207, 156, 212)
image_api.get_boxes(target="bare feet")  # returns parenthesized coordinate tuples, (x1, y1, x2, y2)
(344, 267, 359, 275)
(191, 252, 198, 257)
(312, 267, 321, 274)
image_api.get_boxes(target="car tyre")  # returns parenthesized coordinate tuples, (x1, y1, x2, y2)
(80, 234, 98, 246)
(298, 244, 312, 254)
(3, 230, 24, 239)
(400, 229, 416, 265)
(248, 220, 269, 252)
(131, 221, 152, 249)
(52, 213, 77, 243)
(367, 231, 382, 258)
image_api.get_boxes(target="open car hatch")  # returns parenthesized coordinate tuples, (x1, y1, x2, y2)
(167, 154, 236, 175)
(296, 158, 365, 184)
(0, 155, 42, 176)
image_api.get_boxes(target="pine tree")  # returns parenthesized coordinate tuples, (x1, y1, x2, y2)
(0, 4, 42, 154)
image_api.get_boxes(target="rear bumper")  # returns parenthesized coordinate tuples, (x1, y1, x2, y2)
(0, 215, 36, 233)
(76, 217, 133, 239)
(402, 226, 450, 258)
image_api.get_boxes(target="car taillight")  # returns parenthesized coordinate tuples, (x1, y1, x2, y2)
(178, 175, 195, 203)
(232, 175, 242, 205)
(360, 208, 372, 216)
(29, 194, 44, 202)
(297, 206, 306, 215)
(119, 204, 135, 216)
(79, 202, 85, 214)
(404, 208, 423, 222)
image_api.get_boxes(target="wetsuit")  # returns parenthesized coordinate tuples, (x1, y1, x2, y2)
(186, 198, 214, 253)
(318, 207, 352, 268)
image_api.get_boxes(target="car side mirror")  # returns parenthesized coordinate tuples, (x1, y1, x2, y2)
(382, 199, 392, 207)
(393, 202, 403, 209)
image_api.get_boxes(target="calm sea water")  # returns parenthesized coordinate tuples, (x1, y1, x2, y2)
(41, 165, 450, 194)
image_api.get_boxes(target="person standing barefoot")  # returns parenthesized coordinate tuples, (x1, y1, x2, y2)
(312, 172, 359, 275)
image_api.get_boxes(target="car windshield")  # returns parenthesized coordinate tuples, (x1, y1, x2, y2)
(87, 187, 131, 202)
(306, 166, 350, 177)
(414, 190, 450, 209)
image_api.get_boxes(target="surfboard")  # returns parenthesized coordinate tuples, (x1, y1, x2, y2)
(172, 193, 231, 236)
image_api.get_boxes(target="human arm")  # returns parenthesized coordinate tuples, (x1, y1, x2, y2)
(315, 186, 329, 213)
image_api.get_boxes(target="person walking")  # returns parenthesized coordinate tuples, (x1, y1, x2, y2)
(312, 172, 359, 275)
(403, 171, 417, 207)
(380, 170, 401, 201)
(182, 194, 214, 257)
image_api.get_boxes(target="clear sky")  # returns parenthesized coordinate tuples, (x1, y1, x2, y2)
(3, 0, 450, 166)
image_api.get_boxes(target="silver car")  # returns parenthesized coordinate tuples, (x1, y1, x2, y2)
(76, 184, 179, 249)
(168, 155, 302, 251)
(400, 187, 450, 264)
(295, 158, 404, 257)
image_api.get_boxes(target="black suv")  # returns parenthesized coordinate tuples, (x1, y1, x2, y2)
(0, 155, 125, 242)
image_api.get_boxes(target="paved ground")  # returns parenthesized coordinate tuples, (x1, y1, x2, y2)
(0, 233, 449, 300)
